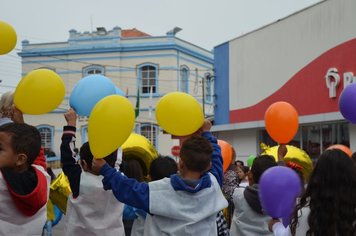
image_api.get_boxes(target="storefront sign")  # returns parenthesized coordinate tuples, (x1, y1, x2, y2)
(325, 68, 356, 98)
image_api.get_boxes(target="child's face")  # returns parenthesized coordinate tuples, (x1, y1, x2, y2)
(0, 132, 17, 169)
(237, 167, 246, 179)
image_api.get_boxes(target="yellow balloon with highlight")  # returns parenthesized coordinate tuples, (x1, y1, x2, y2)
(260, 143, 313, 181)
(155, 92, 204, 136)
(121, 133, 158, 175)
(89, 95, 135, 159)
(14, 69, 65, 114)
(0, 21, 17, 55)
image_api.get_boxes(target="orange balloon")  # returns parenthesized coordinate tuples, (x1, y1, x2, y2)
(326, 144, 352, 157)
(264, 101, 299, 144)
(218, 140, 233, 172)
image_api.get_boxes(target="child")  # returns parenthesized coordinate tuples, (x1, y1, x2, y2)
(149, 155, 178, 181)
(121, 158, 146, 236)
(222, 148, 238, 227)
(92, 120, 228, 235)
(230, 155, 277, 235)
(60, 108, 125, 235)
(270, 149, 356, 236)
(236, 165, 249, 188)
(0, 123, 50, 235)
(127, 155, 179, 236)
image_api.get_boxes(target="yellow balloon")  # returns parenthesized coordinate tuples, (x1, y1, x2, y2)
(121, 133, 158, 175)
(155, 92, 204, 136)
(0, 21, 17, 55)
(14, 69, 65, 114)
(89, 95, 135, 159)
(261, 143, 313, 181)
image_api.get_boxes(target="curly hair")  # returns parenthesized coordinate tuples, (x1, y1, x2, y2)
(290, 149, 356, 236)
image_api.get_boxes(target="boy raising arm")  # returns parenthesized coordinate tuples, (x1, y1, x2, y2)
(92, 120, 228, 236)
(60, 108, 125, 235)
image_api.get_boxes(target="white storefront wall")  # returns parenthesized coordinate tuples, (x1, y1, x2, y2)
(213, 0, 356, 163)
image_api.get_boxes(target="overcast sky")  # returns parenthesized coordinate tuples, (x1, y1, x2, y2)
(0, 0, 321, 93)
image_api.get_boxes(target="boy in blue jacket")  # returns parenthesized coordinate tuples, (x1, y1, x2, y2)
(92, 120, 228, 236)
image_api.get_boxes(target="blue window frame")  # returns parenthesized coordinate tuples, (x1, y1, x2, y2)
(180, 66, 189, 93)
(140, 123, 158, 148)
(37, 125, 54, 150)
(81, 125, 88, 144)
(205, 76, 214, 103)
(83, 65, 105, 76)
(138, 64, 158, 95)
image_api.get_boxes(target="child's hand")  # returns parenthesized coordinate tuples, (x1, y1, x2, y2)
(277, 144, 288, 162)
(268, 218, 280, 232)
(92, 158, 107, 175)
(64, 108, 77, 127)
(201, 119, 212, 132)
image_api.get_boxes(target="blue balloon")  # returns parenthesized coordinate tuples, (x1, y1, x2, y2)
(115, 86, 125, 96)
(70, 75, 116, 116)
(259, 166, 302, 227)
(339, 83, 356, 124)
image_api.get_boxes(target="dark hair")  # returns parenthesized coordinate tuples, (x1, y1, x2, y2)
(250, 155, 277, 183)
(237, 165, 249, 175)
(0, 123, 41, 165)
(352, 152, 356, 167)
(121, 158, 144, 182)
(149, 155, 178, 181)
(235, 160, 244, 166)
(79, 142, 117, 170)
(46, 167, 56, 182)
(180, 136, 212, 172)
(290, 149, 356, 236)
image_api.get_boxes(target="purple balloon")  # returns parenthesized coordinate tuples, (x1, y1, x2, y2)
(259, 166, 301, 226)
(339, 83, 356, 124)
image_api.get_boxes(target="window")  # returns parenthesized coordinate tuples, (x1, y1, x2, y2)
(180, 66, 189, 93)
(83, 65, 105, 76)
(260, 122, 349, 161)
(37, 126, 54, 150)
(205, 76, 213, 103)
(140, 123, 158, 148)
(81, 125, 88, 144)
(138, 64, 157, 94)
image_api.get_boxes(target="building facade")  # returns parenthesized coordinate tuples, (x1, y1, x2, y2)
(213, 0, 356, 163)
(19, 27, 214, 157)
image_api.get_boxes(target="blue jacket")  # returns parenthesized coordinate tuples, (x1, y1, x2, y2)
(100, 131, 223, 213)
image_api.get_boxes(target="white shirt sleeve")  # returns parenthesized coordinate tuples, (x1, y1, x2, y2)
(272, 222, 292, 236)
(114, 148, 123, 169)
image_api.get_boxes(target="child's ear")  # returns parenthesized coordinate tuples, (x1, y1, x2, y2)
(81, 160, 90, 171)
(178, 158, 184, 169)
(204, 162, 212, 172)
(247, 170, 254, 185)
(16, 154, 28, 167)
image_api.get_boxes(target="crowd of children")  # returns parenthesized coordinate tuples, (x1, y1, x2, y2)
(0, 93, 355, 235)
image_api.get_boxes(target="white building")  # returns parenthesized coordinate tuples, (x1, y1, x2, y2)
(213, 0, 356, 163)
(19, 27, 214, 158)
